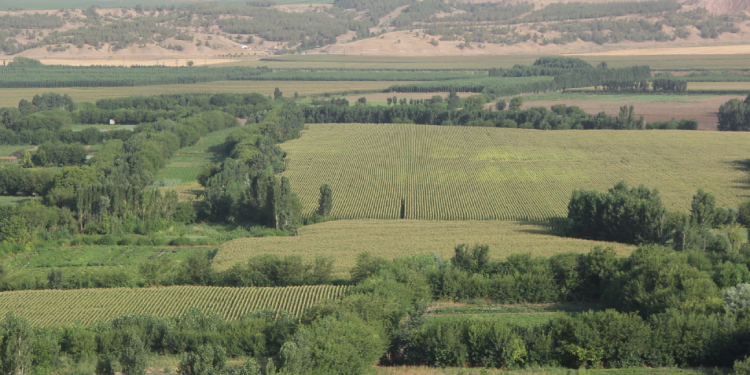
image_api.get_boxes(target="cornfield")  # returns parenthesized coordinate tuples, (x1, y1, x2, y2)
(281, 124, 750, 222)
(0, 285, 349, 327)
(214, 220, 635, 275)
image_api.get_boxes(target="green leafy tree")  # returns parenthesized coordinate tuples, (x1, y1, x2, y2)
(463, 95, 485, 111)
(735, 356, 750, 375)
(1, 313, 34, 375)
(451, 244, 490, 274)
(179, 252, 213, 285)
(509, 96, 524, 111)
(279, 313, 387, 375)
(95, 356, 115, 375)
(235, 358, 261, 375)
(0, 215, 30, 245)
(274, 87, 283, 100)
(723, 283, 750, 314)
(447, 91, 461, 110)
(19, 151, 33, 168)
(47, 269, 65, 289)
(316, 184, 333, 219)
(608, 245, 721, 316)
(119, 330, 147, 375)
(495, 100, 506, 111)
(178, 345, 227, 375)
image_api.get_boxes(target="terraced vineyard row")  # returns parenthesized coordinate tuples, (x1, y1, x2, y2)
(280, 124, 750, 221)
(0, 285, 349, 327)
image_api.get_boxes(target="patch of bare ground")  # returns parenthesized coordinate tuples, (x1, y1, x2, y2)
(522, 95, 745, 131)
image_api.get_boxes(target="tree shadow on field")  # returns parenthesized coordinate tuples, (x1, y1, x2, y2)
(208, 142, 230, 163)
(729, 159, 750, 197)
(514, 219, 569, 237)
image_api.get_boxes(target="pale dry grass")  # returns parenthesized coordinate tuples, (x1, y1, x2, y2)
(213, 220, 635, 275)
(688, 81, 750, 91)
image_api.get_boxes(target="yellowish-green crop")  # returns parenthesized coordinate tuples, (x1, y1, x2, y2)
(281, 124, 750, 221)
(0, 285, 349, 326)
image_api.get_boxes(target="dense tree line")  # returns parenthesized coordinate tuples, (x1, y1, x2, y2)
(568, 182, 745, 252)
(0, 92, 310, 246)
(197, 98, 306, 230)
(423, 7, 738, 48)
(517, 0, 682, 23)
(388, 76, 557, 97)
(0, 92, 268, 145)
(652, 78, 688, 92)
(0, 59, 272, 88)
(422, 2, 533, 24)
(0, 58, 467, 89)
(305, 99, 652, 130)
(0, 13, 65, 29)
(717, 94, 750, 131)
(488, 57, 652, 93)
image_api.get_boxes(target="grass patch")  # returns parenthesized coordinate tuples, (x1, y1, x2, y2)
(0, 196, 41, 205)
(428, 313, 562, 327)
(155, 126, 238, 184)
(0, 145, 33, 157)
(68, 124, 136, 132)
(213, 219, 634, 275)
(2, 245, 213, 269)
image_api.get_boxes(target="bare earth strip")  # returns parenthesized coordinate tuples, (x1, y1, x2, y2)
(214, 220, 635, 275)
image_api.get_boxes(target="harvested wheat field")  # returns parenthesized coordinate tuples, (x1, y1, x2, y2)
(280, 124, 750, 222)
(522, 94, 745, 131)
(213, 220, 635, 275)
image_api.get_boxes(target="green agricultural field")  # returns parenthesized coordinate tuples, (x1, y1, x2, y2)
(0, 196, 40, 205)
(428, 313, 561, 327)
(1, 245, 212, 269)
(0, 285, 349, 326)
(68, 124, 136, 132)
(213, 220, 635, 275)
(523, 92, 720, 103)
(155, 126, 237, 184)
(0, 145, 33, 157)
(0, 80, 414, 107)
(569, 82, 750, 93)
(688, 82, 750, 91)
(280, 124, 750, 222)
(223, 54, 750, 71)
